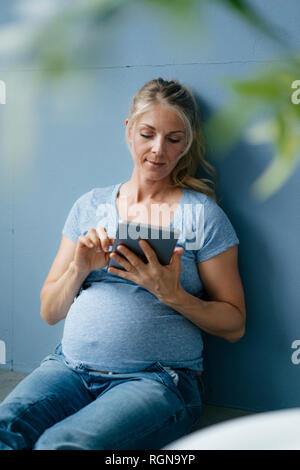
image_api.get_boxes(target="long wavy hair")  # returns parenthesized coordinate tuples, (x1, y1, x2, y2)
(126, 78, 217, 202)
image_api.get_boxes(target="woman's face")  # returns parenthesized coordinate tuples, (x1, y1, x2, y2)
(126, 103, 188, 183)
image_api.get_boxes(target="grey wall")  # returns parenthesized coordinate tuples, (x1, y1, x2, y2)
(0, 0, 299, 412)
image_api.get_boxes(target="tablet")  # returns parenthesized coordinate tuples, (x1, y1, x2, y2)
(108, 220, 180, 271)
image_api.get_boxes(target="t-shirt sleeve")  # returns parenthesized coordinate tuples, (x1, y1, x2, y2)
(62, 197, 82, 244)
(195, 198, 239, 263)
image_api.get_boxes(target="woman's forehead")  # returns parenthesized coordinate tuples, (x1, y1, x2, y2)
(135, 104, 186, 131)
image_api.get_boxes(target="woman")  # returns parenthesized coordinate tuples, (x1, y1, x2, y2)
(0, 78, 246, 450)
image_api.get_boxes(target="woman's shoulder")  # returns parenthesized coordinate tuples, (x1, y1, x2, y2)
(183, 187, 234, 226)
(183, 187, 217, 208)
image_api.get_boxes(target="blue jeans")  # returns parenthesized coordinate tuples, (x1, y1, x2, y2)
(0, 345, 204, 450)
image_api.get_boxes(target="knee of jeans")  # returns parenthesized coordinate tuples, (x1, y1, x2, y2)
(0, 394, 54, 424)
(35, 440, 91, 450)
(34, 425, 69, 450)
(34, 424, 91, 450)
(0, 395, 58, 450)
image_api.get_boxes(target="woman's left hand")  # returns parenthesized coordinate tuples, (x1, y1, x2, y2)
(107, 239, 185, 303)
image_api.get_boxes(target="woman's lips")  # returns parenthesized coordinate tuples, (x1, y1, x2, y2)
(146, 160, 165, 168)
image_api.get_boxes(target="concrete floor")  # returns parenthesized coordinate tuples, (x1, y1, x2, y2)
(0, 369, 28, 403)
(0, 368, 253, 431)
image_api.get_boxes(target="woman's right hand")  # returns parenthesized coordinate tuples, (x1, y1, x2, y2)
(73, 227, 115, 274)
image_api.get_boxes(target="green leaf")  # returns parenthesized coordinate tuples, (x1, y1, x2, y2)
(145, 0, 198, 15)
(204, 98, 261, 155)
(251, 153, 300, 201)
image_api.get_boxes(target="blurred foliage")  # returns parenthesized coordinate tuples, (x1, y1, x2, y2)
(205, 58, 300, 199)
(215, 0, 285, 43)
(0, 0, 299, 200)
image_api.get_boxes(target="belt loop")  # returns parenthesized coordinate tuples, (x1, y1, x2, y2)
(54, 343, 62, 355)
(160, 365, 179, 387)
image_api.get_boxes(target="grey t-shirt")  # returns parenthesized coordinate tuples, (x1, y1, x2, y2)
(60, 182, 239, 372)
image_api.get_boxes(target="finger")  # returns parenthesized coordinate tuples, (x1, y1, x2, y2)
(171, 247, 184, 264)
(109, 251, 133, 272)
(138, 239, 159, 264)
(116, 244, 142, 270)
(87, 228, 102, 251)
(107, 266, 131, 280)
(78, 234, 95, 249)
(96, 226, 111, 252)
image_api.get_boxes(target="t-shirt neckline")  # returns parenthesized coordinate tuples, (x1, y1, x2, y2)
(111, 182, 185, 229)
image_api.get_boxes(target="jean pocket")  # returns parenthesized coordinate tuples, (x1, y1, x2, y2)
(185, 401, 203, 427)
(186, 378, 203, 424)
(197, 374, 206, 399)
(40, 353, 59, 366)
(174, 369, 203, 425)
(40, 344, 64, 367)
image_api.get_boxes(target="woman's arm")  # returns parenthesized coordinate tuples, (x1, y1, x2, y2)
(160, 245, 246, 342)
(40, 236, 91, 325)
(107, 241, 246, 342)
(40, 260, 89, 325)
(40, 229, 115, 325)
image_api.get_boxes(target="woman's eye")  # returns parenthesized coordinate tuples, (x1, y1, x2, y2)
(141, 134, 152, 139)
(140, 133, 181, 143)
(140, 134, 180, 144)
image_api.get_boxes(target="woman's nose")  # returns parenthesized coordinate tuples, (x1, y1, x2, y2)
(151, 136, 165, 155)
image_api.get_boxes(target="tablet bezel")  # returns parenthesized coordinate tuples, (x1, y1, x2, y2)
(108, 220, 180, 271)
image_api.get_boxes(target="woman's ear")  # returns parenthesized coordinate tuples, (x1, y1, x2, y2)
(125, 118, 132, 145)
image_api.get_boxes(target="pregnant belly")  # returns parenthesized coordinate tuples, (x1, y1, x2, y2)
(61, 282, 203, 370)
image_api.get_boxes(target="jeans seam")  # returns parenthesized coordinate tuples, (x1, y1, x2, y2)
(3, 395, 58, 449)
(40, 353, 88, 399)
(111, 406, 186, 448)
(197, 375, 206, 399)
(152, 363, 178, 388)
(0, 422, 27, 450)
(160, 368, 179, 387)
(40, 353, 62, 367)
(151, 372, 169, 387)
(7, 395, 57, 424)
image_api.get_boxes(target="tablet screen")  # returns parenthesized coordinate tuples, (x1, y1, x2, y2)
(108, 220, 180, 270)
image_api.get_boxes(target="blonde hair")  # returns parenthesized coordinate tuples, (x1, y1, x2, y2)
(127, 78, 218, 202)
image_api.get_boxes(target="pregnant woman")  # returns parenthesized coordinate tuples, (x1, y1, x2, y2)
(0, 78, 246, 450)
